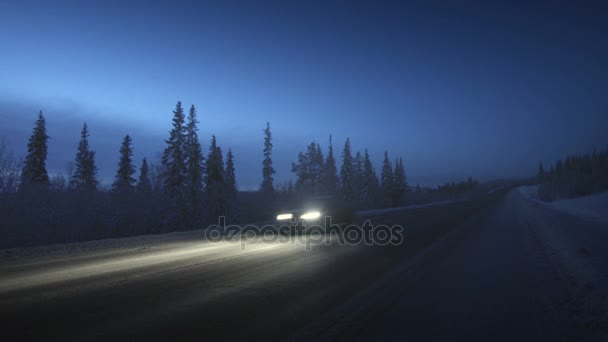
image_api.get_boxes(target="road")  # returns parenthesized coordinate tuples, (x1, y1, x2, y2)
(1, 189, 607, 341)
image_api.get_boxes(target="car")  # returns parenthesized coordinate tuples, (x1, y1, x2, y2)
(274, 195, 356, 233)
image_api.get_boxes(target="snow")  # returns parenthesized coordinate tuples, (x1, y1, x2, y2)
(517, 186, 608, 224)
(356, 199, 462, 218)
(549, 192, 608, 223)
(516, 184, 541, 201)
(0, 229, 208, 266)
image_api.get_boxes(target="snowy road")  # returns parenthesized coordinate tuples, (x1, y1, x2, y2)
(1, 189, 607, 341)
(313, 189, 608, 341)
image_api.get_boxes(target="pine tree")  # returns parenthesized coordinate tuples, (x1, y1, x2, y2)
(205, 135, 227, 218)
(392, 157, 406, 205)
(353, 151, 364, 200)
(71, 122, 98, 191)
(381, 151, 393, 206)
(185, 104, 204, 206)
(225, 148, 237, 200)
(313, 143, 324, 193)
(322, 135, 338, 195)
(363, 149, 379, 204)
(537, 160, 545, 183)
(467, 176, 475, 190)
(217, 146, 226, 186)
(291, 141, 324, 194)
(137, 158, 151, 193)
(205, 135, 225, 192)
(261, 122, 275, 194)
(112, 135, 136, 192)
(287, 179, 294, 194)
(21, 111, 50, 189)
(161, 101, 187, 202)
(291, 141, 317, 193)
(340, 138, 354, 200)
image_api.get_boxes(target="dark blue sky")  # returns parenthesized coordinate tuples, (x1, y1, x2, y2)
(1, 0, 607, 188)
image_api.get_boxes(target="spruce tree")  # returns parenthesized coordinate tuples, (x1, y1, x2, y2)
(537, 160, 545, 183)
(400, 157, 407, 190)
(225, 148, 237, 200)
(161, 101, 187, 202)
(322, 134, 338, 195)
(363, 149, 379, 203)
(353, 151, 364, 200)
(380, 151, 393, 206)
(112, 135, 136, 192)
(21, 111, 50, 188)
(71, 122, 98, 191)
(292, 151, 308, 192)
(291, 141, 323, 194)
(340, 138, 354, 200)
(137, 158, 151, 193)
(205, 135, 225, 192)
(287, 179, 294, 194)
(205, 135, 226, 218)
(185, 105, 204, 206)
(217, 146, 226, 182)
(261, 122, 275, 194)
(313, 143, 324, 193)
(392, 157, 406, 205)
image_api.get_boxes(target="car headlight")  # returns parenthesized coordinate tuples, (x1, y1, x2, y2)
(300, 211, 321, 220)
(276, 213, 293, 220)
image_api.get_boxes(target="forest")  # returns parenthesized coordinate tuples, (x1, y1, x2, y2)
(0, 102, 479, 248)
(537, 148, 608, 201)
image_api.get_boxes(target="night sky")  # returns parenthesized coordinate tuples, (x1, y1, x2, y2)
(1, 0, 607, 189)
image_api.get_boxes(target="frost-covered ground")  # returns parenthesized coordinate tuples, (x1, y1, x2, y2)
(1, 198, 470, 263)
(518, 185, 608, 223)
(356, 199, 462, 219)
(0, 229, 208, 266)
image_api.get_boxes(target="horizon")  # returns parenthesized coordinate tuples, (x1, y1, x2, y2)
(1, 0, 607, 188)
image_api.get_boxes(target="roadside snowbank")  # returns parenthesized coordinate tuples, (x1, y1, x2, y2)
(356, 199, 462, 219)
(517, 184, 541, 200)
(0, 229, 207, 265)
(518, 186, 608, 223)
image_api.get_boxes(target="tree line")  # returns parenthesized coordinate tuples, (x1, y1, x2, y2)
(0, 102, 479, 247)
(537, 147, 608, 201)
(0, 103, 240, 246)
(288, 137, 407, 207)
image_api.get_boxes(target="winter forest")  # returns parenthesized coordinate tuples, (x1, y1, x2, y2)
(536, 149, 608, 201)
(0, 101, 480, 248)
